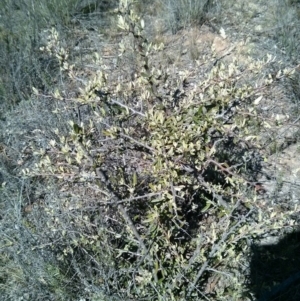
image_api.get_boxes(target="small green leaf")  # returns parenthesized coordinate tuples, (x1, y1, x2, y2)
(73, 123, 83, 134)
(132, 172, 137, 187)
(201, 202, 211, 212)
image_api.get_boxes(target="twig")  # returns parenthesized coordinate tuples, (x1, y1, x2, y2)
(95, 167, 148, 255)
(110, 99, 146, 117)
(187, 203, 253, 296)
(76, 140, 150, 257)
(90, 191, 164, 204)
(119, 133, 155, 152)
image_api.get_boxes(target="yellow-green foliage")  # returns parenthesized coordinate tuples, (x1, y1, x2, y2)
(1, 0, 297, 300)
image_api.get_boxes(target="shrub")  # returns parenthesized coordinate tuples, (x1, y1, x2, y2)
(1, 0, 298, 300)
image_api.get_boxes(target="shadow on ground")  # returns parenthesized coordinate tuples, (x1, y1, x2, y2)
(249, 230, 300, 301)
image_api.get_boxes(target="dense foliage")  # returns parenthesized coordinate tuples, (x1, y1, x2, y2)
(1, 0, 300, 300)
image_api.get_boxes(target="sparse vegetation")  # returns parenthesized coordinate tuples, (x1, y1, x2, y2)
(157, 0, 217, 33)
(1, 0, 300, 300)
